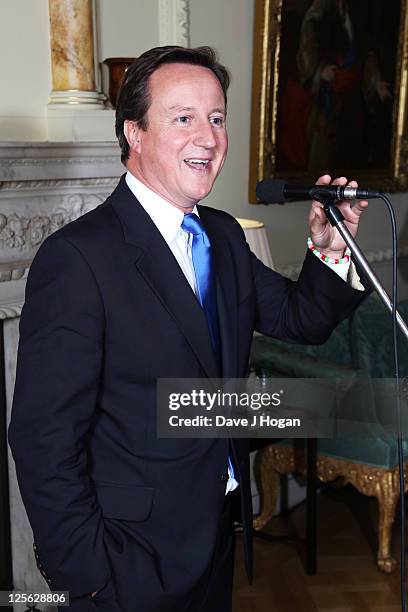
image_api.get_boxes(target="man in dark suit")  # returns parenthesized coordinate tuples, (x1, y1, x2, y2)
(9, 46, 369, 612)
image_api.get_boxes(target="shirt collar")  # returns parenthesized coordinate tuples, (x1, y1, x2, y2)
(125, 171, 199, 246)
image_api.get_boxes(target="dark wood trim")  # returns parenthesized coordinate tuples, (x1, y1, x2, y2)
(253, 438, 317, 576)
(306, 437, 317, 575)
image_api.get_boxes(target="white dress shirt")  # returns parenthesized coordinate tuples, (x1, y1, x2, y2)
(126, 171, 198, 293)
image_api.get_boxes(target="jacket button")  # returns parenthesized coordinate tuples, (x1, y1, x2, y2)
(221, 473, 228, 482)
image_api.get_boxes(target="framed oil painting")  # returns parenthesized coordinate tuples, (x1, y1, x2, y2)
(249, 0, 408, 202)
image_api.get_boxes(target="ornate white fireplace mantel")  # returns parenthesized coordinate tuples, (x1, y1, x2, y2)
(0, 141, 123, 318)
(0, 140, 123, 604)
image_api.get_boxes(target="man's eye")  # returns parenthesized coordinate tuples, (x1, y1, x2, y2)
(176, 116, 191, 124)
(210, 117, 225, 126)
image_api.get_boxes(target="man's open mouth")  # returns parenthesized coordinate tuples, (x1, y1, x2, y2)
(184, 158, 210, 169)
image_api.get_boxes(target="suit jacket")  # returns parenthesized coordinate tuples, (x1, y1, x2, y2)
(9, 176, 367, 611)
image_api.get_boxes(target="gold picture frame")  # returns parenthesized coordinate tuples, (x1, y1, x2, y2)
(249, 0, 408, 202)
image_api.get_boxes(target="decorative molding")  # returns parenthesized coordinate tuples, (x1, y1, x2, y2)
(0, 178, 118, 191)
(0, 305, 23, 320)
(0, 264, 29, 283)
(48, 90, 105, 109)
(278, 246, 408, 280)
(0, 194, 105, 252)
(158, 0, 190, 46)
(0, 142, 122, 183)
(0, 141, 119, 158)
(0, 141, 121, 302)
(0, 278, 26, 320)
(0, 156, 119, 168)
(0, 143, 120, 318)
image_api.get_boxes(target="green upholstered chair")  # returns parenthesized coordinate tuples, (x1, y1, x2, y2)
(251, 297, 408, 573)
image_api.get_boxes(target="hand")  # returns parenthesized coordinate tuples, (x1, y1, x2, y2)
(308, 175, 369, 259)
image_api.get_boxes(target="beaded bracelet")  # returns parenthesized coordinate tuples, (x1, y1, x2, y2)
(307, 236, 351, 265)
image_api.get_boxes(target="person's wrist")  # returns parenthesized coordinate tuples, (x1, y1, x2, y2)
(322, 249, 346, 260)
(307, 237, 350, 264)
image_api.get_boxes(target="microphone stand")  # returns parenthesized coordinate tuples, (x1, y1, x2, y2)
(321, 197, 408, 341)
(323, 195, 407, 612)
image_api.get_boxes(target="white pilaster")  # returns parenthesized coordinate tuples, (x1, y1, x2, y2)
(158, 0, 190, 46)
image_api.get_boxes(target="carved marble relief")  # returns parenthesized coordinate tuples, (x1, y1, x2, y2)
(0, 193, 105, 251)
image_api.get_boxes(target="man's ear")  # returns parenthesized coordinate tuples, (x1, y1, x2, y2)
(123, 120, 142, 154)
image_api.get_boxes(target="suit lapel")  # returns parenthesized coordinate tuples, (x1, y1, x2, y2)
(110, 177, 219, 378)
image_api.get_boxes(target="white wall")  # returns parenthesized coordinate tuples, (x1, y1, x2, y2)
(0, 0, 50, 117)
(0, 0, 50, 139)
(96, 0, 159, 60)
(96, 0, 159, 94)
(189, 0, 254, 221)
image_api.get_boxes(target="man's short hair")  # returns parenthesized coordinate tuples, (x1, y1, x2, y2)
(115, 45, 230, 164)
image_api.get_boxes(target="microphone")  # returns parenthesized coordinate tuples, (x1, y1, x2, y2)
(256, 179, 381, 204)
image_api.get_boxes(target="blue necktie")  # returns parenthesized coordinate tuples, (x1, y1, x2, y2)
(181, 213, 238, 491)
(181, 213, 221, 369)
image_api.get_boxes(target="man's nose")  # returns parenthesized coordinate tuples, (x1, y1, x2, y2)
(193, 120, 217, 148)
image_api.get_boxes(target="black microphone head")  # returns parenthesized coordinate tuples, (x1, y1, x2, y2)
(256, 179, 288, 204)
